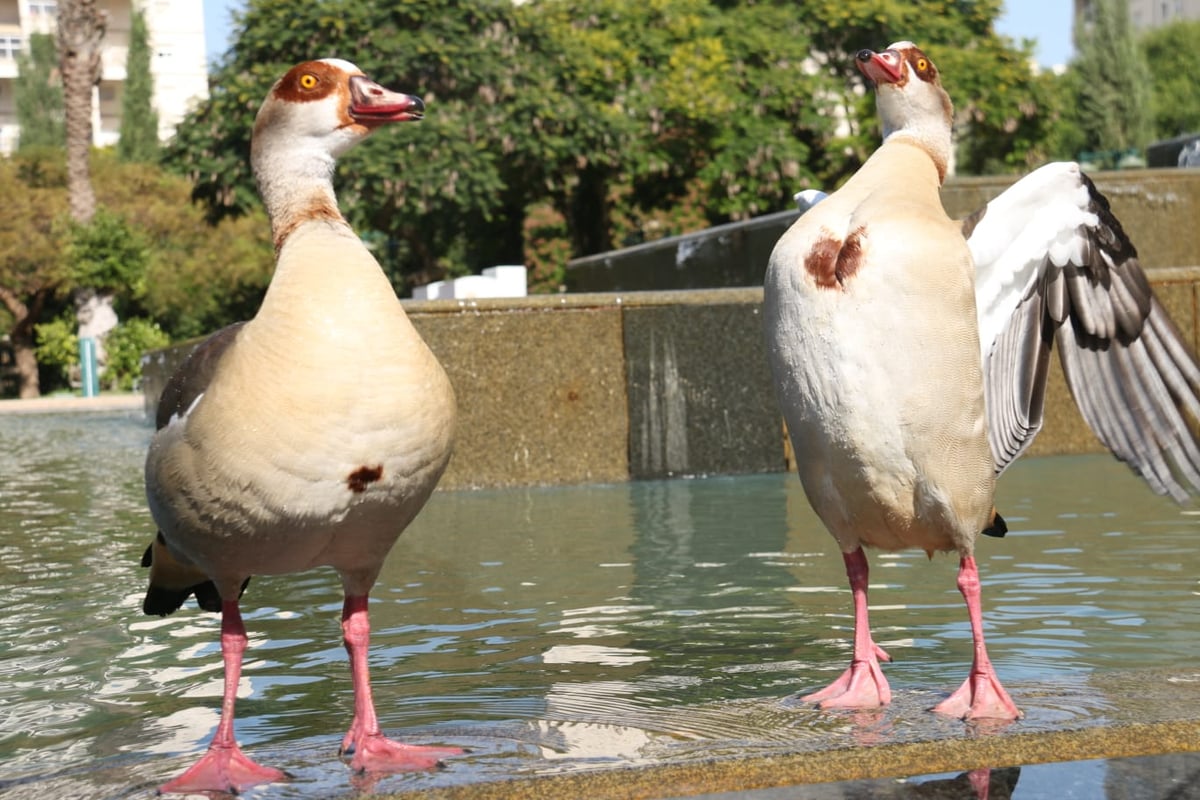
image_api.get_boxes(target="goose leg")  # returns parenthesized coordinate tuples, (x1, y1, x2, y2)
(803, 547, 892, 709)
(339, 595, 464, 773)
(160, 600, 287, 794)
(932, 556, 1021, 720)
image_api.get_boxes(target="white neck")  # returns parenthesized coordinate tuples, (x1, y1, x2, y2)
(876, 85, 953, 184)
(252, 134, 348, 252)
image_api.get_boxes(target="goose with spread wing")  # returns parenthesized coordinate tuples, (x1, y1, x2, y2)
(765, 42, 1200, 721)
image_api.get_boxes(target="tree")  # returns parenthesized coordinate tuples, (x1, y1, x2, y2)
(1072, 0, 1153, 155)
(118, 5, 160, 163)
(0, 149, 275, 398)
(57, 0, 107, 224)
(0, 150, 69, 397)
(1140, 20, 1200, 140)
(57, 0, 118, 382)
(14, 33, 65, 151)
(162, 0, 1057, 297)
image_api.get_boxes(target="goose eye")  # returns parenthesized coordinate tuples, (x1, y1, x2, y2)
(299, 73, 319, 90)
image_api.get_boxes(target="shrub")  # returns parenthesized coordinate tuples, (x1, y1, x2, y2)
(104, 318, 169, 391)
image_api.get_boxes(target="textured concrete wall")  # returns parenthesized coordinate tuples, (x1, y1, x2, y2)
(141, 267, 1200, 489)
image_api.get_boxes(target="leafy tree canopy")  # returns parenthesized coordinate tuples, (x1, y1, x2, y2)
(118, 6, 161, 163)
(164, 0, 1055, 294)
(1140, 20, 1200, 140)
(15, 33, 65, 151)
(1072, 0, 1153, 154)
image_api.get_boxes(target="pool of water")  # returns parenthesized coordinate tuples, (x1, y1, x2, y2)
(1, 411, 1198, 799)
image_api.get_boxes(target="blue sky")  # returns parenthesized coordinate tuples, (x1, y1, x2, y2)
(202, 0, 1075, 69)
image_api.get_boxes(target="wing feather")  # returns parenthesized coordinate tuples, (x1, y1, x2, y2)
(974, 165, 1200, 500)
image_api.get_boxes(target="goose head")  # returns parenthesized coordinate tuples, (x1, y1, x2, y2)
(855, 42, 953, 180)
(250, 59, 424, 247)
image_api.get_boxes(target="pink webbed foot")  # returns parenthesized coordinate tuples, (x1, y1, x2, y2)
(932, 668, 1021, 721)
(339, 595, 464, 774)
(804, 548, 894, 710)
(159, 743, 287, 795)
(933, 556, 1022, 722)
(803, 647, 893, 709)
(341, 728, 464, 774)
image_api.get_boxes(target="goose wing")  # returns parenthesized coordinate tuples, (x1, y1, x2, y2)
(969, 163, 1200, 500)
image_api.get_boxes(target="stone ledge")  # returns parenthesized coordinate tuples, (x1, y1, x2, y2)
(140, 269, 1200, 490)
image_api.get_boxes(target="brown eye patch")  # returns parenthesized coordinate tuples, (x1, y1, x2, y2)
(908, 50, 938, 82)
(273, 61, 345, 103)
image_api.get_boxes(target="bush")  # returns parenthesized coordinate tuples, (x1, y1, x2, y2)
(104, 318, 169, 391)
(34, 316, 79, 384)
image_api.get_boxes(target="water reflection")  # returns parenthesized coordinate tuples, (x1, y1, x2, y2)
(1, 413, 1198, 799)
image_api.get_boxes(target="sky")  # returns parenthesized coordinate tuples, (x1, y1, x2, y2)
(202, 0, 1075, 69)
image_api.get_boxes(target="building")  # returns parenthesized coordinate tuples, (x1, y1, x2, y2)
(0, 0, 208, 155)
(1075, 0, 1200, 33)
(1126, 0, 1200, 29)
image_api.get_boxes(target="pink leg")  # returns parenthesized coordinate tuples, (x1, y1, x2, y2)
(160, 600, 287, 794)
(339, 595, 464, 773)
(804, 547, 892, 709)
(932, 556, 1021, 720)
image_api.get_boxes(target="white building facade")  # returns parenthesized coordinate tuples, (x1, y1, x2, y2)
(0, 0, 208, 155)
(1075, 0, 1200, 34)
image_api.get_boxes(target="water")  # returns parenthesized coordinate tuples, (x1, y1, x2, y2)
(1, 412, 1198, 798)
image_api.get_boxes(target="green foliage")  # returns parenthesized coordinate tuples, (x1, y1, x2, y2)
(87, 151, 275, 340)
(160, 0, 1059, 296)
(0, 153, 69, 297)
(2, 149, 275, 397)
(1140, 20, 1200, 139)
(65, 208, 150, 294)
(104, 317, 170, 390)
(117, 7, 160, 163)
(1073, 0, 1153, 153)
(15, 33, 65, 151)
(33, 315, 78, 378)
(523, 203, 571, 292)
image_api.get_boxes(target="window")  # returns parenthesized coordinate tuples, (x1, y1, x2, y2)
(29, 2, 59, 16)
(0, 36, 22, 60)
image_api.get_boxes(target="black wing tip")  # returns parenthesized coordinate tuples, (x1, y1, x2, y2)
(982, 509, 1008, 538)
(140, 578, 250, 616)
(141, 580, 228, 616)
(142, 585, 192, 617)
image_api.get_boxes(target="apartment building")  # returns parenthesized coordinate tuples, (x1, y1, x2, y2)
(1075, 0, 1200, 32)
(0, 0, 208, 154)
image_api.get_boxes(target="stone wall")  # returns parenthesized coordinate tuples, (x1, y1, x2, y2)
(141, 266, 1200, 490)
(142, 169, 1200, 490)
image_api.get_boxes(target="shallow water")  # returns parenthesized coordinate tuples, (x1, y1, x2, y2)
(0, 411, 1198, 798)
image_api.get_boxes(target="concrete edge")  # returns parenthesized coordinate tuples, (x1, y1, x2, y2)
(375, 719, 1200, 800)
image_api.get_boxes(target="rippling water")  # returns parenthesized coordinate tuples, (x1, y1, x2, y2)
(1, 412, 1198, 798)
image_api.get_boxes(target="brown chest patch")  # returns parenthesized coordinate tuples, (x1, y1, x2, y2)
(805, 226, 867, 289)
(347, 465, 384, 493)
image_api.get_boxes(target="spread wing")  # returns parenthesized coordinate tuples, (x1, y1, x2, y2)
(969, 162, 1200, 500)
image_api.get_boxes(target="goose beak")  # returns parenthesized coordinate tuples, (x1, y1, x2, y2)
(348, 75, 425, 124)
(856, 48, 904, 85)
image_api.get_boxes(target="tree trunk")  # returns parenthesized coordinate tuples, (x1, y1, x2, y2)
(1, 286, 50, 399)
(58, 0, 113, 377)
(57, 0, 106, 226)
(566, 165, 614, 257)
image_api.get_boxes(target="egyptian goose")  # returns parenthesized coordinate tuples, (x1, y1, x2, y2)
(764, 42, 1200, 721)
(140, 59, 461, 793)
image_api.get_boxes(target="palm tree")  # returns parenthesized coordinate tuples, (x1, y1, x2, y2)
(57, 0, 115, 385)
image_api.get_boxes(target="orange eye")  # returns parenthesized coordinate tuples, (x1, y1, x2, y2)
(299, 73, 319, 90)
(916, 58, 929, 72)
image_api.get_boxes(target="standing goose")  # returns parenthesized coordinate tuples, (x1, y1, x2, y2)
(764, 42, 1200, 721)
(141, 59, 461, 793)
